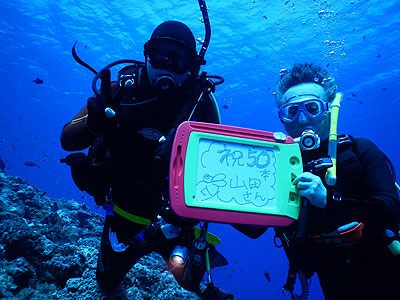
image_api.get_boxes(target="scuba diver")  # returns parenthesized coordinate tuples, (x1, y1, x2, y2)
(60, 3, 233, 298)
(269, 63, 400, 300)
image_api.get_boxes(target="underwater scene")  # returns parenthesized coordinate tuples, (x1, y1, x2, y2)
(1, 0, 400, 299)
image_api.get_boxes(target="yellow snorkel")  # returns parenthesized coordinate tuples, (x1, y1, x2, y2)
(325, 92, 343, 186)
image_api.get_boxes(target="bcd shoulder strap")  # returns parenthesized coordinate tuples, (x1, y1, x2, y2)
(337, 134, 362, 179)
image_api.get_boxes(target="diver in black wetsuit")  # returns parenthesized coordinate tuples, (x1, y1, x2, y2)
(272, 63, 400, 300)
(60, 19, 233, 300)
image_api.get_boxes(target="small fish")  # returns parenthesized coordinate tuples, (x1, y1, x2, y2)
(84, 44, 87, 49)
(377, 54, 381, 58)
(351, 93, 357, 97)
(284, 0, 290, 4)
(263, 15, 268, 20)
(353, 27, 355, 32)
(381, 87, 388, 91)
(40, 191, 47, 197)
(24, 161, 39, 167)
(363, 35, 366, 40)
(33, 77, 44, 84)
(222, 105, 229, 109)
(346, 97, 352, 101)
(0, 155, 5, 170)
(263, 269, 271, 282)
(326, 63, 330, 67)
(267, 87, 271, 91)
(359, 101, 363, 104)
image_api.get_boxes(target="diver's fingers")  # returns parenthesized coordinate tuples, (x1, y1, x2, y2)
(296, 177, 327, 208)
(298, 188, 313, 198)
(296, 180, 321, 200)
(293, 172, 316, 184)
(100, 68, 111, 87)
(100, 68, 112, 104)
(296, 181, 313, 191)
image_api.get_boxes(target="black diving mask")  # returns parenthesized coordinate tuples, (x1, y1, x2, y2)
(147, 39, 196, 75)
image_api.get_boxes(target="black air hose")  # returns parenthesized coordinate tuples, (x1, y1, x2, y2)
(153, 96, 195, 162)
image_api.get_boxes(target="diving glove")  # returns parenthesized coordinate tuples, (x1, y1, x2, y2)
(86, 68, 113, 135)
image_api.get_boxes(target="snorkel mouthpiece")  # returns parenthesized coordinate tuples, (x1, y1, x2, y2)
(295, 129, 320, 151)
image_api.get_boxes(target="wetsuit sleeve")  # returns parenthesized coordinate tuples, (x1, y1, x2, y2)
(60, 104, 95, 151)
(327, 138, 400, 229)
(61, 80, 121, 151)
(195, 93, 221, 124)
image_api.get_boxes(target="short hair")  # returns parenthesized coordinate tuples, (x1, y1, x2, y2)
(274, 63, 337, 108)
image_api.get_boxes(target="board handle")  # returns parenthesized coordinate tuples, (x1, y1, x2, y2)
(172, 145, 184, 188)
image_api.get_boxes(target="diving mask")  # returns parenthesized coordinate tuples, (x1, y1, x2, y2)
(147, 39, 196, 75)
(279, 98, 328, 123)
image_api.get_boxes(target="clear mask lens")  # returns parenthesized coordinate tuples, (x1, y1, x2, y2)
(279, 99, 327, 122)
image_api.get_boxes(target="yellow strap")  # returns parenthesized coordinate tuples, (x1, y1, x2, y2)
(113, 204, 152, 226)
(112, 205, 221, 244)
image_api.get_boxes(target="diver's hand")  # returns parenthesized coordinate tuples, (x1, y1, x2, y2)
(293, 172, 327, 209)
(86, 69, 112, 135)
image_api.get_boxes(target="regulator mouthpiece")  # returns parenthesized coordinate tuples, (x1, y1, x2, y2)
(154, 75, 176, 96)
(170, 245, 189, 267)
(295, 129, 320, 151)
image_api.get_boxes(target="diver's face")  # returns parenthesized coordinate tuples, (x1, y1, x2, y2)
(146, 60, 191, 90)
(280, 83, 331, 141)
(146, 40, 194, 93)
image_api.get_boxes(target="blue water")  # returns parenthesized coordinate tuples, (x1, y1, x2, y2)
(1, 0, 400, 299)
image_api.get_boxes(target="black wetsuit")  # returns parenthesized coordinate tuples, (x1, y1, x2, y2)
(95, 67, 220, 292)
(296, 137, 400, 300)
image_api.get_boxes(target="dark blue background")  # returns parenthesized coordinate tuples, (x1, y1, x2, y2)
(1, 1, 399, 299)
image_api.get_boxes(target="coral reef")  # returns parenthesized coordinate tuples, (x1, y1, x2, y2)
(0, 171, 201, 299)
